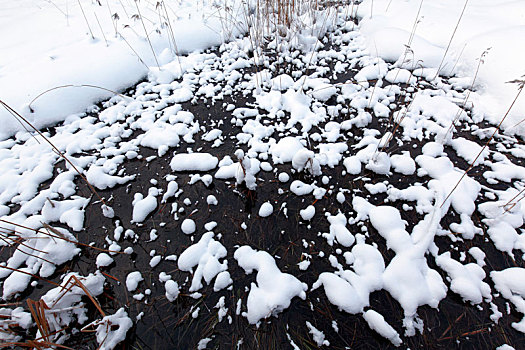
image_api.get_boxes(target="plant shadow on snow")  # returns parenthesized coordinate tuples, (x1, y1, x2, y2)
(3, 11, 525, 350)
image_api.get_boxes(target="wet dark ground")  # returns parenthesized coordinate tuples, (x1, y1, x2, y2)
(3, 22, 525, 350)
(7, 100, 523, 350)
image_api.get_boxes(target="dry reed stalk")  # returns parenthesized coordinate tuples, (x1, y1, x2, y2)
(77, 0, 95, 39)
(2, 276, 107, 349)
(160, 1, 183, 72)
(434, 0, 469, 79)
(134, 0, 161, 68)
(117, 0, 130, 19)
(502, 187, 525, 213)
(0, 265, 61, 288)
(117, 30, 150, 68)
(93, 10, 109, 46)
(386, 0, 423, 96)
(2, 340, 74, 349)
(27, 299, 51, 343)
(105, 0, 118, 37)
(50, 275, 106, 317)
(0, 228, 50, 255)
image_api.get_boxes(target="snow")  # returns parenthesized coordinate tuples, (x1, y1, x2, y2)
(385, 68, 416, 85)
(300, 205, 316, 221)
(368, 203, 448, 335)
(93, 308, 133, 350)
(450, 137, 488, 166)
(0, 225, 81, 291)
(497, 346, 516, 350)
(357, 0, 525, 134)
(181, 218, 196, 235)
(469, 247, 486, 267)
(198, 338, 212, 350)
(306, 321, 330, 346)
(343, 156, 362, 175)
(213, 271, 233, 292)
(37, 272, 106, 343)
(278, 172, 290, 182)
(189, 174, 213, 187)
(1, 0, 525, 346)
(0, 0, 246, 141)
(131, 187, 158, 223)
(478, 188, 525, 257)
(390, 152, 416, 175)
(290, 180, 314, 196)
(126, 271, 144, 292)
(366, 152, 391, 175)
(215, 296, 228, 322)
(435, 252, 491, 305)
(270, 137, 305, 164)
(86, 164, 136, 190)
(258, 202, 274, 217)
(313, 272, 367, 315)
(292, 149, 321, 175)
(234, 245, 307, 324)
(323, 212, 355, 247)
(203, 129, 222, 142)
(41, 196, 89, 231)
(0, 307, 32, 342)
(2, 268, 32, 300)
(207, 195, 218, 206)
(312, 240, 385, 318)
(150, 255, 162, 268)
(310, 83, 337, 102)
(491, 268, 525, 332)
(178, 232, 228, 292)
(270, 74, 294, 91)
(96, 253, 114, 268)
(165, 280, 180, 302)
(171, 153, 219, 172)
(363, 310, 402, 347)
(234, 150, 259, 190)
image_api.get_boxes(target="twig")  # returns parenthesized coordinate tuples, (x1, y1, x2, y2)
(77, 0, 95, 39)
(134, 0, 161, 68)
(0, 219, 125, 254)
(434, 0, 469, 78)
(28, 84, 129, 111)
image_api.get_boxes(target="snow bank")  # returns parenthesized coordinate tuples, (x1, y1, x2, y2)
(357, 0, 525, 134)
(0, 0, 245, 140)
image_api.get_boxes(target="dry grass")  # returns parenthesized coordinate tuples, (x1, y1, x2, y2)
(0, 274, 107, 348)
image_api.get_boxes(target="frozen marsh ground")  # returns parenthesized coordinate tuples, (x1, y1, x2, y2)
(1, 0, 525, 349)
